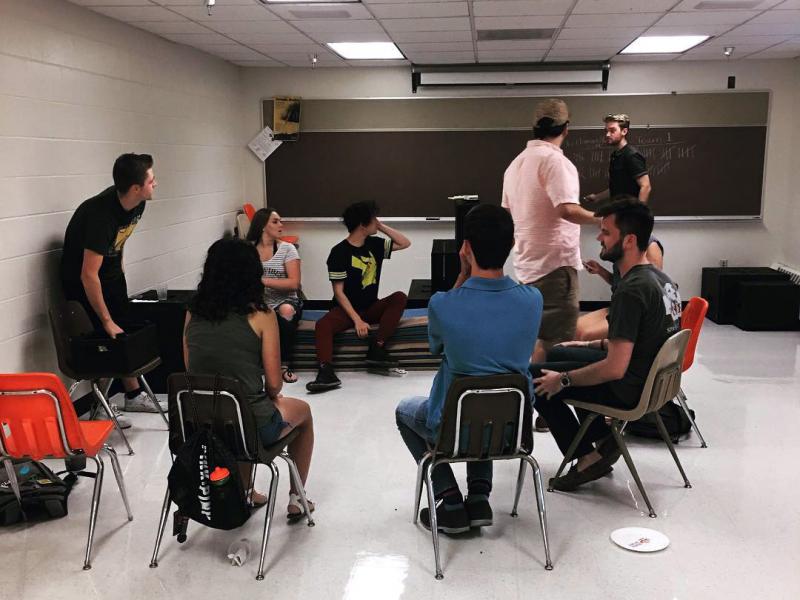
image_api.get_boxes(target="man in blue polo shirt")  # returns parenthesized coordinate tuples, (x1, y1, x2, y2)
(395, 204, 543, 535)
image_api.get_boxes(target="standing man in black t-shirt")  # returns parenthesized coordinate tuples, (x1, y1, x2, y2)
(60, 153, 164, 415)
(306, 201, 411, 393)
(585, 113, 652, 204)
(530, 197, 681, 491)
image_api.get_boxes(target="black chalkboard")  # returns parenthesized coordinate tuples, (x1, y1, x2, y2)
(265, 125, 765, 219)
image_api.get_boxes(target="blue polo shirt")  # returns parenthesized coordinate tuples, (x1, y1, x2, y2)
(425, 276, 543, 434)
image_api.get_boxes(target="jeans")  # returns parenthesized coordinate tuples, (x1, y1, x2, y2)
(395, 395, 492, 498)
(531, 345, 633, 459)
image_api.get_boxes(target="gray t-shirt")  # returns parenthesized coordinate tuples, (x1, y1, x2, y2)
(607, 264, 682, 407)
(261, 241, 300, 309)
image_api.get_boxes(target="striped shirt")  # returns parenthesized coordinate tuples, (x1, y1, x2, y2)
(261, 241, 300, 309)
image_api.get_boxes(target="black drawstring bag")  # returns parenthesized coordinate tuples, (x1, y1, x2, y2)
(167, 375, 251, 530)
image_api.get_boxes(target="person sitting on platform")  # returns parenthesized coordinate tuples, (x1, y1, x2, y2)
(306, 201, 411, 393)
(246, 207, 303, 384)
(396, 204, 542, 534)
(184, 238, 315, 516)
(531, 197, 681, 491)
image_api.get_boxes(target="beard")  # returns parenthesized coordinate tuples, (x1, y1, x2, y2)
(600, 239, 624, 263)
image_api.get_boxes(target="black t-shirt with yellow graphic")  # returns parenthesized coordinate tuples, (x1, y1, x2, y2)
(327, 235, 393, 310)
(60, 186, 145, 284)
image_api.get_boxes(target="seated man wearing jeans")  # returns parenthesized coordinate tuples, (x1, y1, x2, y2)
(396, 204, 542, 534)
(532, 197, 682, 491)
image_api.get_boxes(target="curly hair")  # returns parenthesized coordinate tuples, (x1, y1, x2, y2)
(190, 238, 268, 321)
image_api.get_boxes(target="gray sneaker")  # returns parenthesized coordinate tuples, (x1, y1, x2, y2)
(123, 391, 168, 414)
(108, 403, 132, 429)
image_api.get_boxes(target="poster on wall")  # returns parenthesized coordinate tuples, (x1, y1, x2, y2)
(273, 97, 301, 141)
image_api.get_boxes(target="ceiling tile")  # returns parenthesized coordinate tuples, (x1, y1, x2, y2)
(547, 47, 619, 57)
(670, 0, 784, 10)
(129, 20, 212, 35)
(291, 19, 384, 33)
(305, 31, 392, 43)
(369, 2, 469, 18)
(745, 48, 800, 58)
(727, 22, 800, 34)
(644, 24, 734, 35)
(265, 53, 344, 64)
(363, 0, 464, 3)
(155, 0, 255, 5)
(249, 43, 331, 53)
(573, 0, 676, 14)
(750, 9, 800, 23)
(404, 51, 476, 63)
(69, 0, 152, 5)
(398, 41, 475, 51)
(472, 0, 573, 17)
(205, 20, 298, 34)
(162, 32, 233, 45)
(565, 13, 662, 27)
(267, 3, 373, 20)
(390, 30, 474, 42)
(90, 6, 187, 21)
(474, 15, 564, 29)
(231, 60, 285, 67)
(559, 26, 647, 38)
(705, 34, 791, 45)
(775, 0, 800, 8)
(226, 32, 313, 44)
(656, 10, 760, 26)
(381, 17, 472, 31)
(553, 37, 636, 48)
(169, 5, 279, 21)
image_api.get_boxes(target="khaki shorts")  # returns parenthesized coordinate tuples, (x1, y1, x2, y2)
(526, 266, 579, 348)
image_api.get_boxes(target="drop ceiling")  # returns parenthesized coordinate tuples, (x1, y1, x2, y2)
(67, 0, 800, 67)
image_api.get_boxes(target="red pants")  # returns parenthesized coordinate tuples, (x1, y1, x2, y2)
(314, 291, 408, 364)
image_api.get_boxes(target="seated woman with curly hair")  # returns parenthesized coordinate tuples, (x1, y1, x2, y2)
(183, 237, 315, 518)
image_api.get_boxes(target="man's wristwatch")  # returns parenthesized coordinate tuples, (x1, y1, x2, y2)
(560, 371, 572, 389)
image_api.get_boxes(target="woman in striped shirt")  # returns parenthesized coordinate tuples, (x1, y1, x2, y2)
(247, 208, 302, 383)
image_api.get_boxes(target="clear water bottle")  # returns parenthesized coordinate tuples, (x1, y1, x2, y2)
(227, 538, 250, 566)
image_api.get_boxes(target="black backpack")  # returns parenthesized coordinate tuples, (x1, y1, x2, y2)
(166, 377, 251, 531)
(0, 459, 77, 526)
(626, 400, 695, 444)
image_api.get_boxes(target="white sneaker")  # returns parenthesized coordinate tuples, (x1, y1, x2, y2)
(108, 403, 132, 429)
(123, 390, 168, 414)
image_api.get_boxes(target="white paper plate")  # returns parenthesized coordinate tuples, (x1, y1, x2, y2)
(610, 527, 670, 553)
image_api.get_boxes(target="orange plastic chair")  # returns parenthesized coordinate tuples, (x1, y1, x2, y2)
(0, 373, 132, 570)
(678, 296, 709, 447)
(243, 203, 256, 221)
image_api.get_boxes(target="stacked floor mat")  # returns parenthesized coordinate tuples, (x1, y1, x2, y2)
(289, 309, 441, 371)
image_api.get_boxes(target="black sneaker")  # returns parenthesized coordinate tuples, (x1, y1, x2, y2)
(366, 341, 399, 368)
(548, 462, 613, 492)
(465, 495, 493, 527)
(534, 415, 550, 433)
(419, 500, 471, 535)
(305, 364, 341, 393)
(595, 435, 622, 470)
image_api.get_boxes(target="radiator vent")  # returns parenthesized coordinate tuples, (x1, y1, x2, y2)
(477, 28, 557, 41)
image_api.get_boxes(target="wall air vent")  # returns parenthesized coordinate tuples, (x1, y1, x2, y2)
(693, 1, 763, 9)
(477, 28, 557, 41)
(289, 9, 353, 19)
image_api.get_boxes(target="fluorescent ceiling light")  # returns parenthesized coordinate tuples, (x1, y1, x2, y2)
(621, 35, 710, 54)
(327, 42, 403, 60)
(264, 0, 359, 3)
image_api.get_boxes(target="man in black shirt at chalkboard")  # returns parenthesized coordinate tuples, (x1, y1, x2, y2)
(585, 114, 652, 204)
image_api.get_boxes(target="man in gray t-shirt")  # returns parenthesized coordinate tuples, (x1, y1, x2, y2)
(531, 197, 681, 492)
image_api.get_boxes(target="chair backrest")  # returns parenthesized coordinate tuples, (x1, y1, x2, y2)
(167, 373, 259, 460)
(680, 296, 709, 372)
(243, 203, 256, 221)
(634, 329, 691, 419)
(435, 374, 532, 459)
(48, 300, 97, 380)
(0, 373, 87, 460)
(236, 213, 250, 241)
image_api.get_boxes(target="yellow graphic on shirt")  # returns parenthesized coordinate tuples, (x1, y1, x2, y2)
(113, 222, 138, 253)
(351, 253, 378, 289)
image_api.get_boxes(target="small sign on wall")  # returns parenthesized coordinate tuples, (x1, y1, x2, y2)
(273, 96, 301, 141)
(248, 126, 282, 162)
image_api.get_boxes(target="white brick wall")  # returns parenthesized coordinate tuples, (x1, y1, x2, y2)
(0, 0, 244, 375)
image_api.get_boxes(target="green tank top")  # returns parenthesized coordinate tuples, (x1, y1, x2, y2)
(185, 311, 276, 427)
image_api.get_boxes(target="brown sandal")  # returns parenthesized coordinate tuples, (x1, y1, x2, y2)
(281, 365, 298, 384)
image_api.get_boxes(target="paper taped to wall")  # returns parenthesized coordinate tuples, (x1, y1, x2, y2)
(248, 126, 282, 162)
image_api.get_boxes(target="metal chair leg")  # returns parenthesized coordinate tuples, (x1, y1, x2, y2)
(677, 389, 707, 448)
(104, 444, 133, 520)
(523, 455, 553, 570)
(549, 413, 597, 490)
(280, 452, 315, 527)
(139, 376, 169, 427)
(92, 381, 134, 456)
(413, 452, 431, 524)
(424, 462, 444, 580)
(510, 459, 526, 517)
(83, 455, 105, 570)
(149, 487, 171, 568)
(654, 412, 692, 488)
(2, 458, 23, 504)
(256, 462, 280, 581)
(611, 420, 656, 518)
